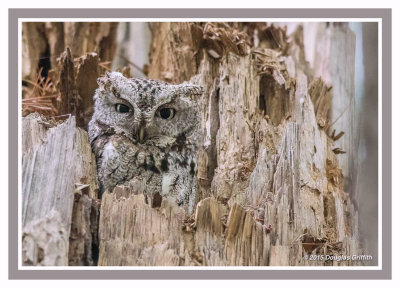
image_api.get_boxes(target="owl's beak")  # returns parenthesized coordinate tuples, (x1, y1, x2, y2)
(139, 127, 145, 143)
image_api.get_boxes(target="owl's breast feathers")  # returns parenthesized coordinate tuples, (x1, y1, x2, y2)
(89, 116, 198, 211)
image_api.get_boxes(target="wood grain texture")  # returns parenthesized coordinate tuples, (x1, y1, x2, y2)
(22, 22, 118, 82)
(21, 23, 47, 82)
(96, 22, 360, 266)
(22, 113, 99, 266)
(21, 22, 361, 266)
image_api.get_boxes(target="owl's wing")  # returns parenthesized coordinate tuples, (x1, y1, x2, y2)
(88, 119, 115, 146)
(95, 134, 138, 195)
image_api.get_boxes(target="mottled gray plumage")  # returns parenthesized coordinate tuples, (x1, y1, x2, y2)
(88, 72, 202, 213)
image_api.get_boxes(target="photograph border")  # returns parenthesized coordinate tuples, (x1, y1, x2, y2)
(9, 8, 392, 280)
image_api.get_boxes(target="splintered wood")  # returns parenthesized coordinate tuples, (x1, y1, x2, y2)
(22, 113, 99, 266)
(97, 191, 271, 266)
(47, 49, 101, 128)
(22, 22, 118, 129)
(97, 22, 360, 266)
(22, 22, 118, 82)
(21, 22, 361, 267)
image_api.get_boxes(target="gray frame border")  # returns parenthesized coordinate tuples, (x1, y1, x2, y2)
(9, 8, 391, 280)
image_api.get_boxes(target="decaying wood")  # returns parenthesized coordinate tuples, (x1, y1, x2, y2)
(45, 22, 65, 64)
(21, 22, 361, 266)
(96, 22, 360, 266)
(22, 22, 118, 83)
(21, 22, 118, 128)
(22, 23, 48, 83)
(98, 191, 186, 266)
(64, 22, 119, 61)
(68, 194, 100, 266)
(309, 77, 333, 130)
(98, 188, 272, 266)
(148, 23, 200, 83)
(301, 23, 357, 191)
(48, 49, 101, 128)
(54, 48, 79, 117)
(24, 47, 111, 129)
(22, 113, 99, 266)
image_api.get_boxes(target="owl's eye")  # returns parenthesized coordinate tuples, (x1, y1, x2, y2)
(115, 103, 131, 113)
(159, 108, 176, 120)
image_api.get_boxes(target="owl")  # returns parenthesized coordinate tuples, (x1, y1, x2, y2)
(88, 72, 202, 213)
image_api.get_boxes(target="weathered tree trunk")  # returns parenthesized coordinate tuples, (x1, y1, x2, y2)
(21, 22, 361, 266)
(22, 22, 118, 83)
(96, 22, 360, 266)
(22, 22, 119, 128)
(22, 113, 99, 266)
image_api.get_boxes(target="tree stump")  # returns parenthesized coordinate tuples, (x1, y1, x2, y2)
(96, 22, 360, 266)
(22, 113, 99, 266)
(21, 22, 361, 266)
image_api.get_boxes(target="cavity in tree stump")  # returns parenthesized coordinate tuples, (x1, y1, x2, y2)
(21, 22, 361, 267)
(96, 22, 360, 266)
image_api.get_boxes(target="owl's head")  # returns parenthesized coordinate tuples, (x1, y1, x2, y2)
(89, 72, 202, 146)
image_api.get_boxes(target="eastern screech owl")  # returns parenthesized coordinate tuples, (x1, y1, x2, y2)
(88, 72, 202, 213)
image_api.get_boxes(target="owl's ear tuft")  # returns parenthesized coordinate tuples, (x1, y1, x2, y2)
(175, 84, 203, 99)
(97, 76, 105, 86)
(97, 75, 112, 90)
